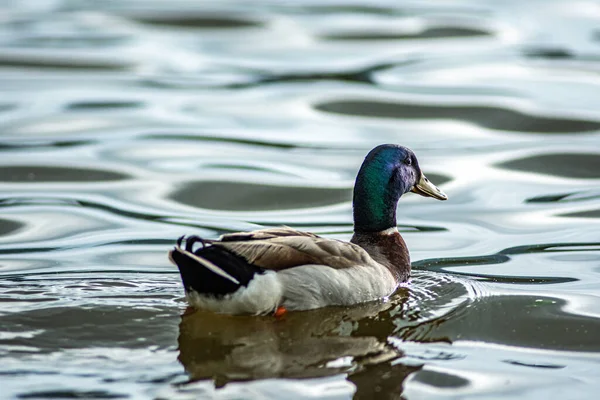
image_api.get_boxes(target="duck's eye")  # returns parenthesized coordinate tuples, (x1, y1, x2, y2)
(405, 157, 412, 166)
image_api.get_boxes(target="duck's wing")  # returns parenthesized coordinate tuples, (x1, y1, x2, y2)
(219, 226, 320, 241)
(213, 227, 375, 271)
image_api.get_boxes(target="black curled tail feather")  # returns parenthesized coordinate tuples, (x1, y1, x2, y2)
(182, 235, 209, 252)
(169, 236, 265, 298)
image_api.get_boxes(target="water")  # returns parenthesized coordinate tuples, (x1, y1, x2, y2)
(0, 0, 599, 398)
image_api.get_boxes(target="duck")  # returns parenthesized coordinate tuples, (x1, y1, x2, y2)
(169, 144, 447, 315)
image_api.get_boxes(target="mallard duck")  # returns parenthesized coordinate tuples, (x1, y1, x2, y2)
(169, 144, 447, 315)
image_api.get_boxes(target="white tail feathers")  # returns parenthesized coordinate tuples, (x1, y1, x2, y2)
(186, 271, 283, 315)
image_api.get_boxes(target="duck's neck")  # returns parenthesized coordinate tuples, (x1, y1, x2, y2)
(352, 157, 407, 233)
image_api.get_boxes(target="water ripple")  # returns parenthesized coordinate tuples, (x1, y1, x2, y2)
(316, 100, 600, 133)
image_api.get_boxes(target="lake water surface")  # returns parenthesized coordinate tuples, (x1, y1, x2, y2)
(1, 1, 600, 399)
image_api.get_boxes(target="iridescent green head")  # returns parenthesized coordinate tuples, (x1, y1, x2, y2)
(352, 144, 447, 233)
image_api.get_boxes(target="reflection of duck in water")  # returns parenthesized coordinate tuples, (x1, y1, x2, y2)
(178, 274, 466, 397)
(169, 144, 447, 315)
(177, 299, 422, 398)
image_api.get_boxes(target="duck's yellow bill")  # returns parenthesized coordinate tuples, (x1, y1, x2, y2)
(411, 174, 447, 200)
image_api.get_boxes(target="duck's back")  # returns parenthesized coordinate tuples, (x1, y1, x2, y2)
(169, 227, 400, 314)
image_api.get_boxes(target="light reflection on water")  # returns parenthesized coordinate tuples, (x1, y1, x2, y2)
(1, 1, 600, 399)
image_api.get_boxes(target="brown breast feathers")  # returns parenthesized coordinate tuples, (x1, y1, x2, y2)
(350, 231, 411, 283)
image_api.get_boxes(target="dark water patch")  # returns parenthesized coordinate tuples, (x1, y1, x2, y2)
(527, 189, 600, 203)
(0, 166, 129, 182)
(66, 101, 144, 111)
(18, 390, 127, 399)
(295, 5, 398, 15)
(497, 153, 600, 178)
(411, 369, 469, 388)
(140, 74, 259, 90)
(504, 360, 565, 369)
(255, 70, 374, 85)
(0, 58, 130, 71)
(0, 140, 93, 150)
(527, 193, 571, 203)
(131, 15, 261, 29)
(0, 370, 58, 376)
(459, 274, 574, 285)
(323, 27, 489, 41)
(246, 61, 415, 88)
(500, 242, 600, 255)
(315, 100, 600, 133)
(561, 209, 600, 218)
(171, 181, 352, 211)
(0, 218, 24, 236)
(524, 47, 573, 59)
(0, 103, 15, 113)
(3, 289, 46, 295)
(413, 254, 510, 269)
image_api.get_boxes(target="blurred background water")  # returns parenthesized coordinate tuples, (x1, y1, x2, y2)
(0, 0, 599, 399)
